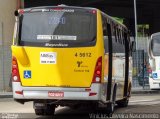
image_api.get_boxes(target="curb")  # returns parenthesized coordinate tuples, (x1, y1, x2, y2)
(131, 90, 160, 95)
(0, 92, 13, 98)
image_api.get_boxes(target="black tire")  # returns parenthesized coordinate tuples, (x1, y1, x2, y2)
(106, 102, 115, 116)
(35, 109, 44, 115)
(69, 104, 80, 110)
(116, 98, 129, 107)
(44, 105, 55, 115)
(106, 85, 117, 116)
(34, 104, 55, 116)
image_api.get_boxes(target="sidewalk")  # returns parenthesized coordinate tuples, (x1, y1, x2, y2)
(0, 88, 160, 98)
(131, 87, 160, 95)
(0, 92, 13, 98)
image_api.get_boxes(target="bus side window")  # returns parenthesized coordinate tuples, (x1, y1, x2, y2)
(111, 23, 117, 53)
(115, 27, 118, 43)
(102, 16, 109, 53)
(119, 30, 122, 44)
(121, 30, 125, 53)
(151, 40, 153, 50)
(111, 24, 116, 43)
(123, 32, 125, 45)
(121, 31, 124, 45)
(117, 29, 120, 43)
(107, 23, 112, 49)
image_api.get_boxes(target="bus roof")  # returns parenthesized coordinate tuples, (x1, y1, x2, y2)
(101, 11, 128, 31)
(18, 5, 98, 13)
(151, 32, 160, 38)
(18, 6, 128, 32)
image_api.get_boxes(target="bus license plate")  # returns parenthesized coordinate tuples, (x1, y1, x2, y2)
(48, 91, 64, 97)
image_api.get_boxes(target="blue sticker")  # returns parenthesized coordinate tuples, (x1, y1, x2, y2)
(24, 70, 31, 79)
(152, 73, 158, 78)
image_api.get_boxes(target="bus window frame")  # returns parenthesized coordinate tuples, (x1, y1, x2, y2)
(16, 9, 97, 48)
(102, 14, 109, 53)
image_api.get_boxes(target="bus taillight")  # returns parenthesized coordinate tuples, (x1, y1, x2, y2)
(19, 9, 24, 14)
(92, 56, 102, 83)
(91, 10, 97, 14)
(12, 57, 20, 82)
(148, 68, 152, 73)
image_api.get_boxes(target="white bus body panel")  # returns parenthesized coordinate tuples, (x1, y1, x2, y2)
(149, 58, 160, 89)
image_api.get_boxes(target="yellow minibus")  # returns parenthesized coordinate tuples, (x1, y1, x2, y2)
(12, 6, 132, 116)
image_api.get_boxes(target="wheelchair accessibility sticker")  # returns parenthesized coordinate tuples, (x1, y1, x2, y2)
(24, 70, 31, 79)
(152, 73, 158, 78)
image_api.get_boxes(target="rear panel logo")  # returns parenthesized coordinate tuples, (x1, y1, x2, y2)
(77, 61, 83, 67)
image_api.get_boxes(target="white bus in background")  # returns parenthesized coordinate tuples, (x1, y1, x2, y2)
(148, 32, 160, 89)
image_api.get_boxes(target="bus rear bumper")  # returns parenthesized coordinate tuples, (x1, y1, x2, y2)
(12, 82, 104, 101)
(150, 83, 160, 89)
(149, 78, 160, 89)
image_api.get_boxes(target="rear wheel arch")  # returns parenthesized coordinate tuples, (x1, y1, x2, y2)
(116, 82, 130, 107)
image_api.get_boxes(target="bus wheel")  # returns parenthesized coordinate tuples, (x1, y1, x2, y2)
(106, 102, 115, 116)
(106, 85, 117, 116)
(116, 98, 129, 107)
(35, 109, 44, 115)
(34, 101, 56, 116)
(46, 104, 56, 115)
(34, 105, 56, 115)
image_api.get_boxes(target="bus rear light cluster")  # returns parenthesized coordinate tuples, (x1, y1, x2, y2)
(92, 56, 102, 83)
(19, 9, 24, 14)
(148, 68, 152, 77)
(15, 91, 23, 95)
(89, 92, 97, 96)
(12, 57, 20, 82)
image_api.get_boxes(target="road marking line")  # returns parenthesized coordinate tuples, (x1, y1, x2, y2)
(130, 99, 158, 103)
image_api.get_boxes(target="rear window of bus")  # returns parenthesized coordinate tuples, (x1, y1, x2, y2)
(18, 8, 97, 47)
(151, 35, 160, 56)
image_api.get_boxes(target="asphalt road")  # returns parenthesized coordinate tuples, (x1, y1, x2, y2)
(0, 94, 160, 119)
